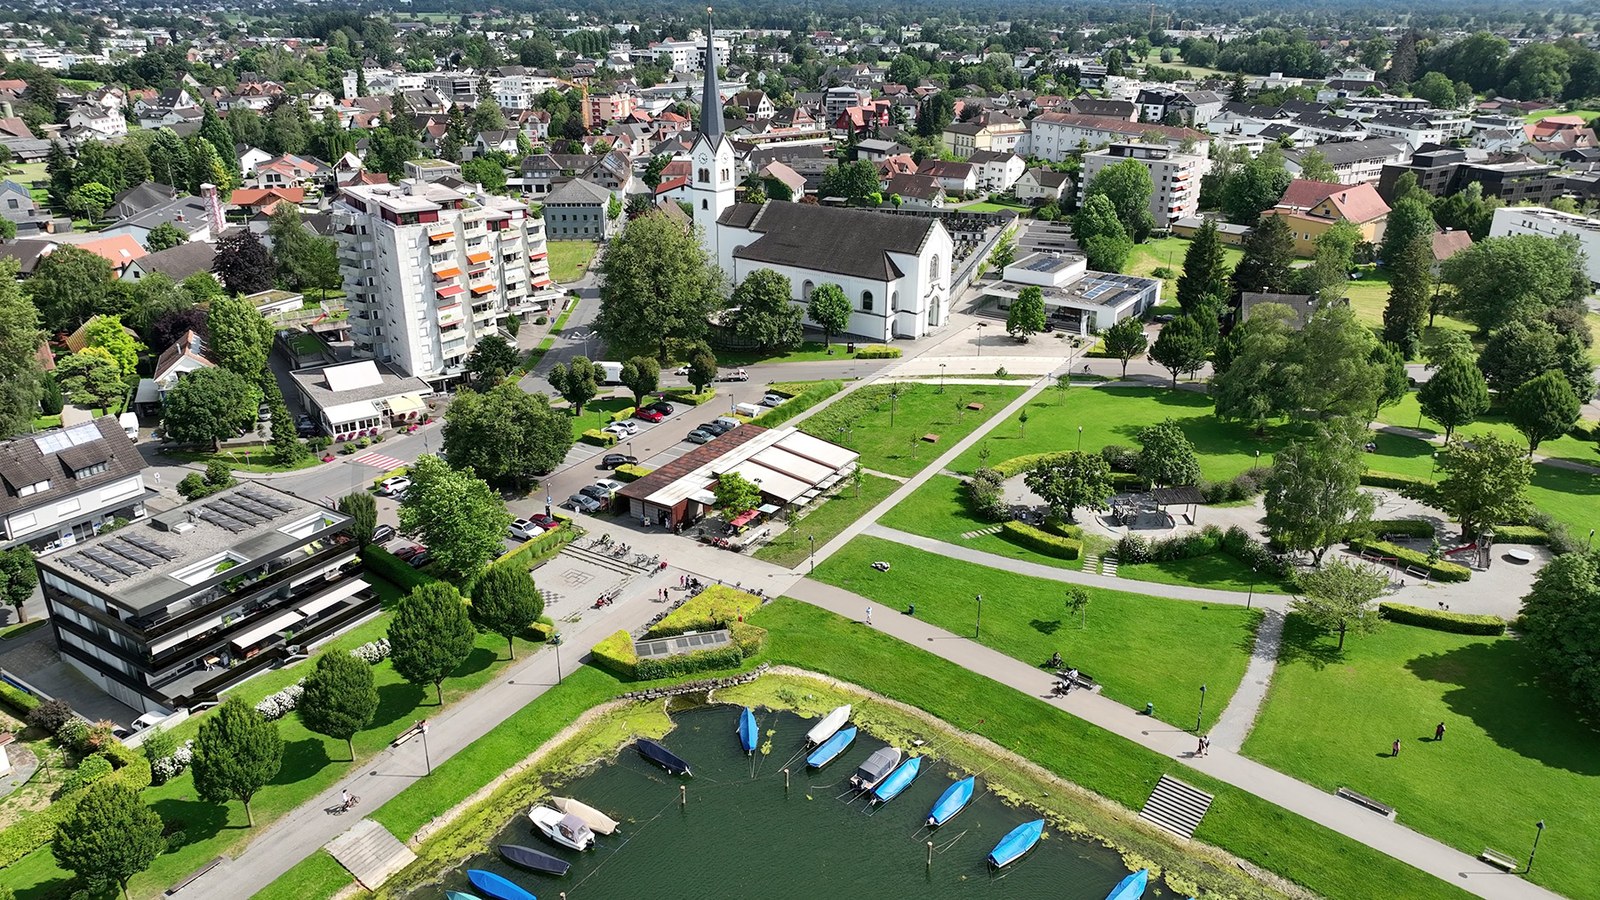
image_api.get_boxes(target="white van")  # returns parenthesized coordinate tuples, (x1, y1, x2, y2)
(596, 361, 624, 385)
(734, 402, 763, 418)
(118, 412, 139, 441)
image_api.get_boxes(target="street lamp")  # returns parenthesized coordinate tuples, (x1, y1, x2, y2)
(1196, 684, 1207, 733)
(974, 594, 983, 638)
(419, 719, 432, 775)
(555, 635, 562, 684)
(1247, 566, 1258, 609)
(976, 322, 987, 357)
(1589, 528, 1595, 550)
(939, 363, 947, 393)
(1527, 820, 1546, 874)
(573, 330, 596, 359)
(1077, 425, 1083, 452)
(809, 534, 816, 573)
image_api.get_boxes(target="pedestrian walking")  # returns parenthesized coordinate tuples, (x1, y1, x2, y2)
(1196, 736, 1205, 756)
(865, 606, 873, 626)
(1434, 721, 1446, 742)
(1391, 738, 1401, 757)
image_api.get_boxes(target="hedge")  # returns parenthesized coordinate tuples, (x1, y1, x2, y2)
(0, 680, 40, 717)
(471, 524, 581, 593)
(613, 463, 653, 482)
(662, 388, 716, 405)
(855, 344, 901, 359)
(1360, 470, 1431, 491)
(998, 520, 1082, 560)
(752, 380, 844, 427)
(1491, 525, 1549, 545)
(728, 621, 769, 656)
(649, 585, 763, 637)
(635, 643, 746, 679)
(992, 451, 1141, 489)
(1380, 602, 1507, 636)
(1349, 538, 1471, 582)
(0, 744, 150, 869)
(580, 428, 618, 447)
(361, 545, 434, 592)
(1363, 518, 1437, 539)
(590, 630, 637, 680)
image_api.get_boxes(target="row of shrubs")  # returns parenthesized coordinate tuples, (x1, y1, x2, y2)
(593, 588, 768, 680)
(613, 463, 653, 482)
(0, 680, 38, 717)
(477, 524, 579, 588)
(1362, 518, 1437, 540)
(1379, 602, 1507, 636)
(854, 345, 901, 359)
(361, 545, 433, 591)
(751, 380, 845, 428)
(1348, 538, 1472, 582)
(1117, 524, 1290, 579)
(998, 520, 1082, 559)
(581, 428, 619, 447)
(661, 388, 716, 405)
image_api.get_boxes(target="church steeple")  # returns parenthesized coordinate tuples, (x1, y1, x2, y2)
(701, 7, 724, 141)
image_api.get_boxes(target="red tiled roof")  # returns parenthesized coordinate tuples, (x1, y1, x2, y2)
(617, 425, 770, 505)
(1432, 230, 1473, 262)
(1275, 179, 1345, 211)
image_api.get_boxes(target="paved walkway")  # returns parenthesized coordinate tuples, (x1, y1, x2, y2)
(785, 578, 1560, 900)
(1374, 423, 1600, 477)
(1207, 608, 1285, 753)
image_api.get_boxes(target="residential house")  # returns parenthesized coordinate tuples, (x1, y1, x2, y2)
(77, 234, 149, 278)
(1061, 97, 1136, 120)
(471, 129, 521, 159)
(0, 417, 147, 552)
(123, 240, 218, 284)
(1262, 179, 1391, 257)
(106, 183, 180, 222)
(1206, 101, 1292, 137)
(0, 179, 46, 235)
(730, 91, 776, 119)
(1489, 206, 1600, 286)
(66, 104, 126, 139)
(1014, 167, 1070, 204)
(854, 138, 909, 162)
(967, 150, 1026, 193)
(134, 87, 198, 127)
(587, 93, 638, 126)
(237, 145, 274, 176)
(941, 114, 1027, 158)
(1079, 143, 1208, 227)
(99, 195, 215, 246)
(544, 178, 615, 240)
(1364, 112, 1451, 150)
(832, 102, 892, 139)
(916, 159, 977, 196)
(884, 173, 945, 209)
(132, 329, 214, 412)
(228, 187, 304, 218)
(0, 238, 54, 276)
(1025, 114, 1208, 162)
(756, 160, 806, 202)
(247, 154, 331, 191)
(1431, 229, 1473, 276)
(1378, 147, 1565, 205)
(1283, 138, 1409, 185)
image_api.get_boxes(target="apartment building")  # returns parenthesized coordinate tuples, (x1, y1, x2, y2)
(1078, 143, 1209, 227)
(1025, 113, 1208, 162)
(1490, 206, 1600, 286)
(0, 418, 147, 552)
(37, 484, 374, 714)
(333, 180, 554, 383)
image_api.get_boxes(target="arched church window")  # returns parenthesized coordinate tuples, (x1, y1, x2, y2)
(802, 280, 814, 300)
(861, 290, 874, 312)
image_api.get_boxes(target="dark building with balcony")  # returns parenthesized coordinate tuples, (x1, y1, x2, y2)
(37, 484, 376, 714)
(1376, 147, 1568, 205)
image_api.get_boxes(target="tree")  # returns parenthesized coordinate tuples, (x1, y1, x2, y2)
(161, 367, 259, 451)
(67, 182, 114, 222)
(145, 221, 187, 252)
(1418, 352, 1490, 443)
(1072, 193, 1133, 272)
(1477, 318, 1579, 396)
(620, 356, 660, 408)
(1023, 452, 1113, 523)
(1064, 585, 1091, 628)
(547, 356, 600, 415)
(1263, 419, 1375, 565)
(0, 262, 41, 438)
(987, 232, 1016, 271)
(52, 779, 164, 898)
(1136, 418, 1201, 487)
(298, 650, 378, 760)
(1100, 317, 1148, 378)
(1288, 304, 1385, 420)
(461, 156, 508, 194)
(1433, 434, 1532, 538)
(1441, 234, 1587, 333)
(1379, 195, 1435, 271)
(1502, 44, 1572, 100)
(807, 283, 852, 346)
(397, 455, 512, 578)
(1508, 370, 1581, 455)
(1229, 214, 1295, 297)
(213, 230, 275, 296)
(192, 696, 282, 827)
(1413, 71, 1458, 108)
(0, 547, 36, 624)
(1383, 233, 1433, 357)
(1295, 149, 1338, 183)
(85, 315, 140, 380)
(1221, 145, 1292, 224)
(1519, 552, 1600, 718)
(1175, 217, 1230, 314)
(57, 349, 125, 413)
(388, 581, 477, 705)
(1387, 29, 1419, 83)
(1212, 304, 1295, 429)
(715, 471, 762, 512)
(596, 213, 721, 361)
(28, 245, 114, 333)
(338, 491, 378, 551)
(470, 563, 544, 659)
(685, 342, 718, 393)
(819, 159, 881, 204)
(462, 334, 521, 390)
(206, 295, 274, 378)
(643, 154, 672, 189)
(1370, 342, 1410, 423)
(1432, 182, 1499, 241)
(1293, 559, 1386, 650)
(1149, 315, 1209, 386)
(1086, 158, 1155, 241)
(266, 386, 303, 464)
(726, 268, 802, 350)
(1006, 286, 1046, 341)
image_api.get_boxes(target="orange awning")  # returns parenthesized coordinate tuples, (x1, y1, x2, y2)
(433, 266, 461, 279)
(467, 251, 492, 264)
(429, 230, 454, 242)
(532, 278, 553, 287)
(471, 283, 496, 294)
(436, 285, 464, 297)
(528, 251, 547, 261)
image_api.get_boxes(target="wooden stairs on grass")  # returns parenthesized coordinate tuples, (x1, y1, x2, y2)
(1139, 774, 1213, 839)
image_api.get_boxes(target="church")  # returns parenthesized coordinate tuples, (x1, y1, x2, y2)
(685, 18, 954, 342)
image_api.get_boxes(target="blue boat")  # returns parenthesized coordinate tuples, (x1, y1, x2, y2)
(925, 776, 975, 826)
(805, 726, 857, 768)
(986, 819, 1045, 869)
(635, 738, 691, 776)
(446, 892, 483, 900)
(1104, 868, 1149, 900)
(738, 707, 758, 754)
(466, 869, 535, 900)
(870, 756, 922, 805)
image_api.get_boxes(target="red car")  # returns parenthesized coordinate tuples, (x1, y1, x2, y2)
(635, 408, 665, 423)
(393, 544, 427, 562)
(529, 514, 560, 531)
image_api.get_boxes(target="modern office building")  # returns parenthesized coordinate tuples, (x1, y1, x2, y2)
(1078, 143, 1209, 227)
(37, 484, 374, 714)
(332, 179, 557, 385)
(0, 418, 148, 551)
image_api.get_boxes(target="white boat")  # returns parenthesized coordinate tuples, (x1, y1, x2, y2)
(550, 796, 619, 835)
(805, 705, 851, 748)
(526, 805, 595, 851)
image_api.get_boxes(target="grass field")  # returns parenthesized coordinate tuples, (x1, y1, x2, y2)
(563, 394, 635, 442)
(1375, 391, 1598, 468)
(753, 473, 898, 567)
(717, 340, 869, 366)
(1244, 617, 1598, 899)
(800, 382, 1026, 477)
(876, 472, 1091, 570)
(1526, 106, 1600, 122)
(547, 240, 597, 284)
(1120, 554, 1292, 594)
(1127, 236, 1244, 305)
(1342, 267, 1477, 354)
(958, 198, 1032, 214)
(161, 446, 323, 474)
(811, 535, 1258, 732)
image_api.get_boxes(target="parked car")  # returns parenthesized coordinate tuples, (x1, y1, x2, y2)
(712, 416, 741, 432)
(635, 408, 665, 423)
(591, 479, 624, 494)
(760, 393, 787, 407)
(529, 513, 560, 531)
(370, 524, 396, 544)
(1152, 313, 1175, 324)
(645, 401, 676, 416)
(407, 549, 432, 568)
(510, 518, 543, 540)
(702, 419, 735, 436)
(377, 476, 411, 497)
(718, 368, 750, 382)
(578, 484, 614, 505)
(564, 494, 603, 513)
(600, 453, 638, 469)
(672, 364, 691, 376)
(686, 427, 715, 444)
(295, 415, 317, 437)
(393, 544, 426, 562)
(602, 421, 637, 438)
(257, 403, 272, 422)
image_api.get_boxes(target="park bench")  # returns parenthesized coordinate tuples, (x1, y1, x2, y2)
(1336, 786, 1397, 821)
(166, 857, 225, 895)
(1055, 669, 1099, 692)
(1480, 848, 1519, 871)
(1404, 565, 1430, 580)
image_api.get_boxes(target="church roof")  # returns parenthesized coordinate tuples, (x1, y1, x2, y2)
(720, 202, 938, 282)
(701, 13, 725, 142)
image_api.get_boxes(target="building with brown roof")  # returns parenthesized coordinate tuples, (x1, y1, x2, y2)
(0, 417, 148, 551)
(1262, 179, 1391, 256)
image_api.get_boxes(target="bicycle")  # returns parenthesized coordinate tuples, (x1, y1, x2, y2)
(334, 793, 361, 815)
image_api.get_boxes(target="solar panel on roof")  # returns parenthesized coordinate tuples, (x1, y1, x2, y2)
(240, 488, 295, 512)
(209, 499, 267, 526)
(119, 533, 178, 559)
(64, 554, 123, 584)
(84, 548, 141, 576)
(104, 539, 161, 568)
(198, 509, 247, 533)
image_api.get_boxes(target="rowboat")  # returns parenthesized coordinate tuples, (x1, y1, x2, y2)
(805, 705, 851, 747)
(925, 776, 975, 827)
(805, 726, 857, 768)
(527, 805, 595, 851)
(466, 869, 536, 900)
(986, 819, 1045, 869)
(870, 756, 922, 805)
(635, 738, 691, 776)
(738, 707, 758, 754)
(499, 843, 571, 876)
(446, 892, 483, 900)
(1105, 868, 1149, 900)
(550, 796, 619, 835)
(849, 746, 902, 791)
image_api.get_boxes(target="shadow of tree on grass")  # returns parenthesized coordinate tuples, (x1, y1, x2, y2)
(1275, 613, 1346, 671)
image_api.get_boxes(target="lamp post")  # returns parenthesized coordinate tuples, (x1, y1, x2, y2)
(809, 534, 816, 573)
(939, 363, 947, 393)
(1589, 528, 1595, 550)
(974, 594, 983, 638)
(1247, 566, 1258, 609)
(419, 720, 432, 775)
(573, 330, 596, 359)
(1527, 820, 1546, 874)
(1077, 425, 1083, 452)
(976, 322, 987, 357)
(554, 635, 563, 685)
(1196, 684, 1207, 733)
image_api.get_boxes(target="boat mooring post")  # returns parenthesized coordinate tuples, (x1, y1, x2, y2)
(680, 784, 687, 808)
(783, 767, 790, 792)
(926, 840, 933, 869)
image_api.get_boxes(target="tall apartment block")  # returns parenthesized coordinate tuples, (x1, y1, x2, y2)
(333, 180, 557, 383)
(1078, 142, 1209, 228)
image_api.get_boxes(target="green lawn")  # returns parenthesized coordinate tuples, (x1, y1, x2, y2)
(800, 382, 1026, 477)
(563, 394, 635, 442)
(1244, 617, 1599, 899)
(958, 198, 1031, 213)
(811, 535, 1259, 732)
(1526, 106, 1600, 122)
(1120, 554, 1291, 595)
(1343, 267, 1477, 353)
(244, 850, 348, 900)
(161, 447, 323, 474)
(876, 472, 1090, 570)
(1376, 391, 1598, 469)
(1127, 236, 1244, 304)
(753, 473, 898, 568)
(547, 240, 597, 284)
(716, 340, 876, 366)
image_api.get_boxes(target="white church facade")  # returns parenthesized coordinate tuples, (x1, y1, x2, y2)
(684, 19, 953, 342)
